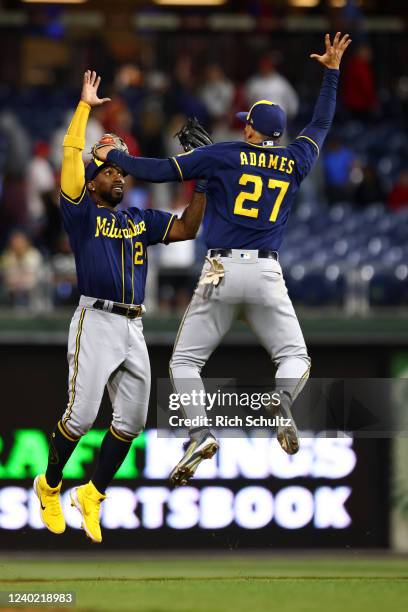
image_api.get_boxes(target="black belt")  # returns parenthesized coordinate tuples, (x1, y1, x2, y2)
(93, 300, 143, 319)
(209, 248, 278, 260)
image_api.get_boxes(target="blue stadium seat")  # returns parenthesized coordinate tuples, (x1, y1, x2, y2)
(369, 265, 408, 306)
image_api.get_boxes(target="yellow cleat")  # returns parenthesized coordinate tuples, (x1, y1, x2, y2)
(70, 481, 106, 543)
(33, 474, 66, 534)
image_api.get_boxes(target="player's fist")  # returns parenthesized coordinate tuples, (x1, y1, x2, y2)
(80, 70, 111, 108)
(310, 33, 351, 70)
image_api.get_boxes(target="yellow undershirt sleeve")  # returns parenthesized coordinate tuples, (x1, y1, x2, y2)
(61, 101, 91, 200)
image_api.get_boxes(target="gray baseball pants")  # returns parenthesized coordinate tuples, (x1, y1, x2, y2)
(169, 250, 310, 437)
(61, 295, 150, 439)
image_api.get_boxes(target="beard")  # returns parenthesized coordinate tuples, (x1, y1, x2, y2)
(98, 187, 124, 206)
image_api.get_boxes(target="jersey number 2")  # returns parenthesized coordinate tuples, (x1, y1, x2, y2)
(134, 241, 144, 265)
(234, 173, 289, 222)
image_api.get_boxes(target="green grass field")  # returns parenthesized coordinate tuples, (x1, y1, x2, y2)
(1, 554, 407, 612)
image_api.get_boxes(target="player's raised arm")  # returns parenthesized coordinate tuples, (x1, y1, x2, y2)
(61, 70, 111, 201)
(295, 33, 351, 154)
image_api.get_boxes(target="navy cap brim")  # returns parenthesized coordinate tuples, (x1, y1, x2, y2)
(85, 159, 127, 182)
(236, 112, 249, 123)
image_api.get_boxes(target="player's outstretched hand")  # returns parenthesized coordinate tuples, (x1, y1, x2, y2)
(80, 70, 111, 108)
(310, 32, 351, 70)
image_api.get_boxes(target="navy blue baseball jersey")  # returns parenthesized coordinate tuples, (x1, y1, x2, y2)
(107, 69, 339, 252)
(170, 138, 318, 250)
(60, 189, 175, 304)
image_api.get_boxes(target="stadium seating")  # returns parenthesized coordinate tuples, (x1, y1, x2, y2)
(282, 203, 408, 307)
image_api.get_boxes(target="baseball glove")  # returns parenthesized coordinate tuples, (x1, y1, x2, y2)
(175, 117, 213, 152)
(91, 133, 129, 159)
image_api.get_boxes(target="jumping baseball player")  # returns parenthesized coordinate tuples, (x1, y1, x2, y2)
(34, 71, 206, 541)
(95, 34, 351, 486)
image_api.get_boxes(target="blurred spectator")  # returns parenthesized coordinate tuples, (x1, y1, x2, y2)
(245, 54, 299, 119)
(137, 104, 165, 157)
(157, 184, 197, 314)
(387, 170, 408, 211)
(115, 64, 144, 91)
(165, 56, 208, 124)
(322, 138, 356, 204)
(396, 76, 408, 124)
(0, 177, 27, 242)
(159, 184, 196, 269)
(0, 113, 30, 236)
(99, 98, 140, 157)
(120, 176, 150, 211)
(297, 160, 326, 207)
(51, 233, 78, 306)
(1, 230, 43, 307)
(163, 114, 187, 158)
(114, 64, 147, 131)
(342, 43, 378, 120)
(340, 0, 366, 36)
(41, 187, 64, 254)
(199, 64, 235, 122)
(0, 112, 31, 177)
(353, 164, 385, 208)
(26, 141, 56, 229)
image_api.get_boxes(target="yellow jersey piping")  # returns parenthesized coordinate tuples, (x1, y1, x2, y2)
(121, 241, 125, 303)
(130, 237, 135, 305)
(171, 157, 184, 181)
(60, 185, 86, 206)
(292, 366, 311, 400)
(162, 214, 176, 242)
(296, 135, 320, 155)
(64, 308, 86, 426)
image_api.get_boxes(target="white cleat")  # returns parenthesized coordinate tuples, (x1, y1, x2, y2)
(170, 433, 219, 487)
(276, 396, 299, 455)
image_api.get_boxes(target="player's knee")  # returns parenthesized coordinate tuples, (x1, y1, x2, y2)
(112, 411, 146, 440)
(63, 417, 93, 438)
(111, 420, 144, 441)
(286, 350, 310, 367)
(169, 350, 184, 371)
(298, 354, 311, 373)
(170, 352, 204, 377)
(61, 400, 100, 437)
(274, 353, 311, 379)
(301, 354, 311, 370)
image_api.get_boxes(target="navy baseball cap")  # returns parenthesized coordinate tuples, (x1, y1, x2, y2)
(85, 157, 127, 182)
(236, 100, 286, 139)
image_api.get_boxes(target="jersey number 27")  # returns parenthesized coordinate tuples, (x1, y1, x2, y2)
(234, 173, 289, 222)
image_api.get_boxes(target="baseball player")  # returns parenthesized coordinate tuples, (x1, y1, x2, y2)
(94, 34, 351, 486)
(34, 71, 206, 541)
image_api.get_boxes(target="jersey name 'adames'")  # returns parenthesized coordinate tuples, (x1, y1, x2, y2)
(170, 137, 319, 251)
